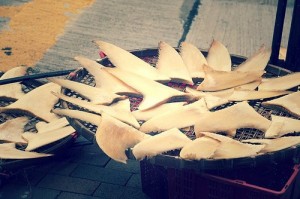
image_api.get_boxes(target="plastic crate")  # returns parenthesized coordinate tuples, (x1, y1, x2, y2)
(140, 160, 169, 199)
(140, 159, 300, 199)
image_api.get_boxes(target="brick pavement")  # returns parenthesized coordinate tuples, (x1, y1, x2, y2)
(0, 136, 150, 199)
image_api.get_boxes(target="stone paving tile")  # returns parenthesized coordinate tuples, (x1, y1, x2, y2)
(31, 161, 58, 173)
(34, 61, 72, 73)
(93, 183, 150, 199)
(34, 0, 187, 72)
(37, 174, 100, 195)
(0, 184, 60, 199)
(75, 0, 185, 49)
(93, 183, 127, 199)
(48, 39, 100, 60)
(126, 173, 142, 188)
(57, 192, 101, 199)
(105, 159, 140, 174)
(47, 37, 99, 59)
(37, 53, 76, 71)
(186, 0, 293, 57)
(70, 147, 110, 167)
(6, 167, 47, 186)
(49, 160, 78, 176)
(57, 139, 107, 167)
(71, 164, 132, 186)
(79, 142, 104, 154)
(122, 187, 151, 199)
(55, 147, 84, 160)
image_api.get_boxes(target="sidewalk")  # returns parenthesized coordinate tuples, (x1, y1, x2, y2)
(34, 0, 293, 73)
(0, 0, 294, 198)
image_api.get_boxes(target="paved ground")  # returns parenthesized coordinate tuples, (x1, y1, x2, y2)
(0, 0, 295, 199)
(1, 136, 148, 199)
(33, 0, 293, 73)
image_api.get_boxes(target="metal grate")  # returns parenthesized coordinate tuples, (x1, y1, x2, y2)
(61, 48, 300, 170)
(0, 79, 75, 170)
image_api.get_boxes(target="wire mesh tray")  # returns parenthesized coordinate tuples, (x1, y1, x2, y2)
(61, 48, 300, 170)
(0, 79, 76, 172)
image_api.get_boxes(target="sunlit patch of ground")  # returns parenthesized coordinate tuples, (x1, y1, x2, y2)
(0, 0, 94, 72)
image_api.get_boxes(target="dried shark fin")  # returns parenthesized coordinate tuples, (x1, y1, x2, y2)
(179, 136, 220, 160)
(0, 117, 28, 144)
(105, 68, 196, 110)
(185, 87, 234, 99)
(23, 125, 75, 151)
(279, 47, 287, 60)
(264, 121, 285, 139)
(0, 66, 28, 100)
(227, 90, 291, 101)
(186, 87, 290, 104)
(184, 87, 204, 99)
(199, 132, 265, 159)
(194, 102, 271, 137)
(110, 98, 131, 110)
(242, 136, 300, 153)
(94, 40, 170, 82)
(204, 95, 229, 110)
(132, 128, 192, 160)
(0, 83, 60, 122)
(262, 91, 300, 117)
(206, 40, 231, 71)
(0, 143, 52, 159)
(213, 141, 264, 159)
(242, 139, 271, 145)
(35, 117, 69, 133)
(197, 65, 264, 91)
(258, 72, 300, 91)
(52, 92, 140, 129)
(0, 66, 28, 79)
(95, 113, 149, 163)
(235, 80, 261, 90)
(265, 115, 300, 138)
(266, 136, 300, 153)
(49, 78, 126, 105)
(139, 99, 208, 133)
(103, 98, 141, 127)
(195, 131, 233, 142)
(179, 41, 208, 79)
(235, 45, 271, 72)
(132, 102, 186, 121)
(74, 56, 140, 96)
(52, 108, 102, 126)
(156, 41, 193, 84)
(186, 86, 231, 109)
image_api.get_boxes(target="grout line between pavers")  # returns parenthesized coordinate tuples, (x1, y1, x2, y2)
(124, 173, 134, 187)
(36, 173, 102, 194)
(54, 191, 63, 199)
(91, 182, 102, 197)
(68, 162, 83, 177)
(102, 158, 112, 168)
